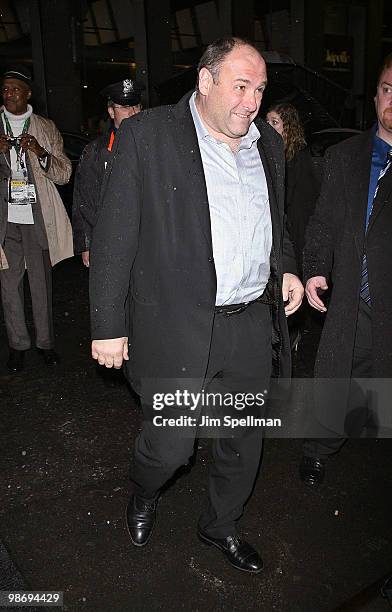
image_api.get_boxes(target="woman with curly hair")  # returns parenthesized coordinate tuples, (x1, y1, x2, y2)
(266, 102, 307, 162)
(266, 102, 319, 274)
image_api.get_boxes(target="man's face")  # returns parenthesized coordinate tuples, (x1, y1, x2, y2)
(108, 103, 142, 129)
(196, 45, 267, 147)
(374, 66, 392, 142)
(1, 78, 31, 115)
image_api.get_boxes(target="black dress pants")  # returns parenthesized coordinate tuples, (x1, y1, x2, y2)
(303, 298, 372, 458)
(131, 301, 272, 538)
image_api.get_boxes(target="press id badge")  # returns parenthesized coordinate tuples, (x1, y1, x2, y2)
(8, 179, 36, 224)
(9, 179, 37, 204)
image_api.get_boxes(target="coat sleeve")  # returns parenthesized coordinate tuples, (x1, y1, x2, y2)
(282, 217, 299, 276)
(263, 124, 298, 277)
(280, 157, 298, 276)
(72, 141, 101, 253)
(39, 120, 72, 186)
(89, 122, 141, 340)
(286, 147, 321, 273)
(303, 148, 342, 282)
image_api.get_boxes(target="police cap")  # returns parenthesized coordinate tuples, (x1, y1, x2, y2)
(100, 79, 145, 106)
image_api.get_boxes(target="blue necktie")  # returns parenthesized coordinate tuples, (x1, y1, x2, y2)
(360, 149, 392, 306)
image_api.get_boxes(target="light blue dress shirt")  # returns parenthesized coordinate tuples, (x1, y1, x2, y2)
(189, 92, 272, 306)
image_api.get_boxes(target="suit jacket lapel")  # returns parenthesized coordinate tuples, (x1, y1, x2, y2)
(367, 162, 392, 235)
(172, 94, 212, 249)
(256, 123, 282, 251)
(345, 131, 373, 257)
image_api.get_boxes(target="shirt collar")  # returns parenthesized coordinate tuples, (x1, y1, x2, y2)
(373, 123, 392, 160)
(189, 91, 260, 150)
(3, 104, 33, 123)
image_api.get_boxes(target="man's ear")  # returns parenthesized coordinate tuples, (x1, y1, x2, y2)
(107, 105, 114, 120)
(198, 67, 213, 95)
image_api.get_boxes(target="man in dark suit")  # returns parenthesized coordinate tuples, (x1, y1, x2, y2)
(300, 52, 392, 486)
(90, 38, 303, 573)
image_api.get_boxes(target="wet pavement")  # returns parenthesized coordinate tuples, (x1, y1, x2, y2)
(1, 257, 391, 612)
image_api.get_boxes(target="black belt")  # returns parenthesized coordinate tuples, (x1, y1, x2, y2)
(214, 290, 270, 317)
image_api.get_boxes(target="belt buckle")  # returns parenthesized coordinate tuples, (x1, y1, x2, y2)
(224, 304, 246, 317)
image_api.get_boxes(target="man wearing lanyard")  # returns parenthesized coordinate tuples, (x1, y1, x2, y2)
(72, 79, 145, 267)
(299, 52, 392, 486)
(0, 65, 73, 373)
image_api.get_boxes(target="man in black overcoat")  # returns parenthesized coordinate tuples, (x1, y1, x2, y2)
(300, 53, 392, 486)
(72, 79, 144, 267)
(90, 38, 303, 573)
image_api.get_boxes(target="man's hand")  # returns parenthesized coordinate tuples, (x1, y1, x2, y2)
(81, 251, 90, 268)
(0, 135, 11, 154)
(305, 276, 328, 312)
(19, 133, 47, 158)
(91, 337, 129, 368)
(282, 272, 304, 316)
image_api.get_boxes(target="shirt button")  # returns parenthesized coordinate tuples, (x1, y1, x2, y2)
(208, 257, 214, 263)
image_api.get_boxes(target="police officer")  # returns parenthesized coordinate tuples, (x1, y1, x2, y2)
(72, 79, 145, 266)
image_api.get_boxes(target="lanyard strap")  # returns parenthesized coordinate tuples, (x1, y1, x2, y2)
(2, 112, 31, 174)
(3, 113, 30, 160)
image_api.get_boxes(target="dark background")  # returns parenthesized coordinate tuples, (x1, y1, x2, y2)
(0, 0, 391, 136)
(1, 2, 392, 610)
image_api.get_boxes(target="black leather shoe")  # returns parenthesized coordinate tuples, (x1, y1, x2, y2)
(299, 455, 325, 486)
(198, 531, 263, 574)
(126, 495, 157, 547)
(36, 348, 60, 366)
(7, 348, 25, 373)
